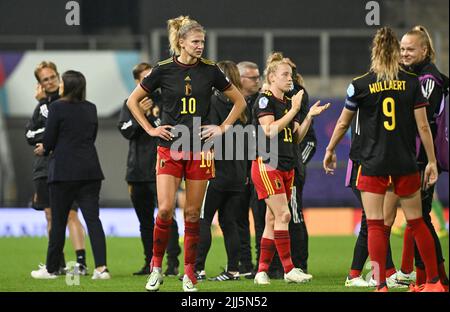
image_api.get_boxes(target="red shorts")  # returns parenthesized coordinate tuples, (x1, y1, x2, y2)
(156, 146, 215, 180)
(356, 169, 421, 197)
(251, 157, 294, 200)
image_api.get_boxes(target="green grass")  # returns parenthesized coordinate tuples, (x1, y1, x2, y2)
(0, 235, 448, 292)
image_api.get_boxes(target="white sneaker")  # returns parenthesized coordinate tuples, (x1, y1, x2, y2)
(182, 274, 198, 292)
(31, 264, 58, 279)
(284, 268, 313, 283)
(368, 277, 377, 287)
(92, 268, 111, 280)
(395, 270, 416, 285)
(254, 271, 271, 285)
(386, 272, 407, 288)
(145, 269, 163, 291)
(345, 276, 369, 287)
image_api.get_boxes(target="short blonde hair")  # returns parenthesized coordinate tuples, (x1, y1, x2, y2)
(34, 61, 58, 82)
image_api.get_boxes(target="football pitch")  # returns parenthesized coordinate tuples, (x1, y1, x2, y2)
(0, 235, 448, 292)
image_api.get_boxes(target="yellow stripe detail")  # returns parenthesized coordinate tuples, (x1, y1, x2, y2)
(258, 157, 274, 195)
(352, 72, 370, 81)
(211, 151, 216, 178)
(400, 68, 417, 77)
(200, 58, 215, 65)
(355, 165, 362, 187)
(157, 57, 173, 66)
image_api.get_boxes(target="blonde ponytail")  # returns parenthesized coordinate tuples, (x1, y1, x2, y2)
(370, 27, 400, 82)
(167, 15, 205, 56)
(406, 25, 436, 63)
(263, 52, 289, 85)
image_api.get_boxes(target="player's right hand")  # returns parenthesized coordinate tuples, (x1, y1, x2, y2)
(35, 84, 46, 101)
(139, 97, 153, 114)
(291, 90, 304, 112)
(148, 125, 173, 141)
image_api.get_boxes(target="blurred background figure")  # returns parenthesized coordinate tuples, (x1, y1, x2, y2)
(26, 61, 87, 276)
(117, 62, 181, 276)
(31, 70, 109, 280)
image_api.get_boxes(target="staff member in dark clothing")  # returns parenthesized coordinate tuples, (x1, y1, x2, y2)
(237, 61, 261, 277)
(397, 25, 449, 291)
(194, 61, 248, 281)
(26, 61, 87, 275)
(31, 70, 109, 280)
(286, 63, 316, 274)
(118, 63, 181, 276)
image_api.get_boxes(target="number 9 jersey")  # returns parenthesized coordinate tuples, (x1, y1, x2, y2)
(140, 56, 231, 151)
(345, 69, 428, 176)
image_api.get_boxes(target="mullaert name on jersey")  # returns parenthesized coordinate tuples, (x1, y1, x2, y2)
(368, 80, 406, 94)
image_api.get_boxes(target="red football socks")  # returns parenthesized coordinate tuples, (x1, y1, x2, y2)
(274, 230, 295, 274)
(258, 237, 276, 273)
(151, 216, 172, 269)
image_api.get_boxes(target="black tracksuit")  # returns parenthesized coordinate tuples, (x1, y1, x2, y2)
(118, 99, 181, 268)
(406, 60, 448, 270)
(195, 90, 248, 273)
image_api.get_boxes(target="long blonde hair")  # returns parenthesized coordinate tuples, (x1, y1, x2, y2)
(217, 60, 246, 124)
(263, 52, 290, 85)
(167, 15, 205, 56)
(405, 25, 436, 63)
(370, 27, 400, 81)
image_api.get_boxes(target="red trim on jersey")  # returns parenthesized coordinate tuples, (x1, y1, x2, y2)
(173, 56, 200, 68)
(414, 102, 429, 109)
(140, 82, 151, 93)
(257, 112, 274, 118)
(270, 93, 288, 104)
(219, 83, 232, 92)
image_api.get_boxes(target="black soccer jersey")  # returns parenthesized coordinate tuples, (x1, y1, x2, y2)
(345, 69, 428, 176)
(140, 56, 231, 150)
(253, 91, 300, 171)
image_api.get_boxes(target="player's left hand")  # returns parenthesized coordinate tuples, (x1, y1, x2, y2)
(200, 125, 224, 143)
(323, 149, 337, 175)
(423, 162, 438, 189)
(34, 143, 45, 156)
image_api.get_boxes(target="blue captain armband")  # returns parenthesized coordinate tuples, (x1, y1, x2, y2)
(344, 98, 358, 111)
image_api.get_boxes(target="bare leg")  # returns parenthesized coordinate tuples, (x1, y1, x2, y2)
(67, 210, 86, 251)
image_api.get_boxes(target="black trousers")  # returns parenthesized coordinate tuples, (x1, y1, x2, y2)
(47, 180, 106, 273)
(235, 183, 253, 270)
(129, 182, 180, 267)
(195, 185, 242, 272)
(413, 182, 445, 269)
(253, 169, 309, 273)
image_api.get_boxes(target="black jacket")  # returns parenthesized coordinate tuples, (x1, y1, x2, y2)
(209, 90, 248, 192)
(287, 85, 317, 181)
(25, 91, 59, 180)
(406, 59, 448, 167)
(117, 99, 159, 182)
(43, 99, 104, 183)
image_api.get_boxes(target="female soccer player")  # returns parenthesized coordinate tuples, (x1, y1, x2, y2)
(252, 52, 329, 285)
(323, 27, 444, 292)
(126, 16, 246, 292)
